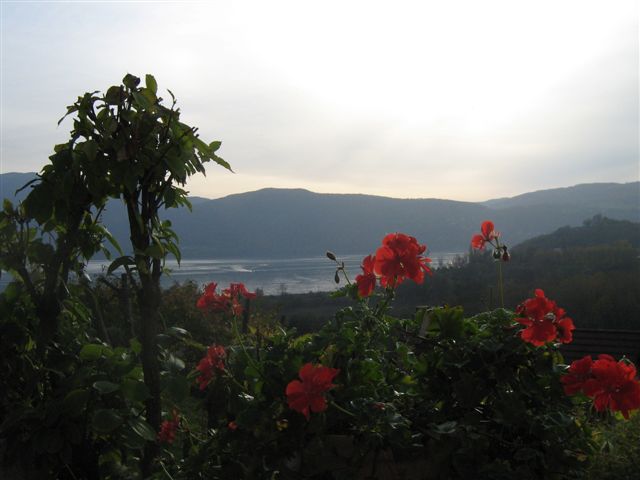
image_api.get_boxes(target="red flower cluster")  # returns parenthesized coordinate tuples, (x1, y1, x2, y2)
(195, 344, 226, 390)
(157, 410, 180, 444)
(515, 289, 575, 346)
(375, 233, 432, 287)
(197, 282, 257, 316)
(355, 254, 377, 298)
(561, 355, 640, 419)
(471, 220, 510, 261)
(354, 233, 432, 297)
(285, 363, 340, 420)
(471, 220, 499, 250)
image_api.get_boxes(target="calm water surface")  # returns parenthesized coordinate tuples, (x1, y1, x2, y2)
(1, 252, 463, 295)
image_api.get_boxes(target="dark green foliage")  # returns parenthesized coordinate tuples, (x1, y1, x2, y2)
(587, 413, 640, 479)
(183, 297, 593, 480)
(394, 217, 640, 330)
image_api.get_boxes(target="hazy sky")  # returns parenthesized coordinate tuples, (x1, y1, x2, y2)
(1, 0, 638, 202)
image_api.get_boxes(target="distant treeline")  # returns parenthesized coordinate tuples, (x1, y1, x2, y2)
(263, 216, 640, 332)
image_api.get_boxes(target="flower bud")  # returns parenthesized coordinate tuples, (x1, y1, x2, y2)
(276, 419, 289, 431)
(492, 249, 502, 260)
(326, 251, 337, 261)
(334, 271, 340, 284)
(501, 246, 510, 262)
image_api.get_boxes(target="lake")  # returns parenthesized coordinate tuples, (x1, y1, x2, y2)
(1, 252, 464, 295)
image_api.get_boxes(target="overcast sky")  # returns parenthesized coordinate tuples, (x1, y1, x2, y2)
(1, 0, 638, 202)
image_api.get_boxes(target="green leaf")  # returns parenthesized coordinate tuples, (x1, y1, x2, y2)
(164, 354, 185, 373)
(82, 140, 98, 162)
(165, 153, 187, 178)
(99, 226, 123, 256)
(107, 255, 134, 275)
(104, 85, 123, 105)
(145, 74, 158, 95)
(23, 182, 53, 223)
(93, 381, 120, 395)
(121, 379, 150, 403)
(129, 338, 142, 355)
(145, 244, 164, 259)
(128, 417, 157, 442)
(122, 428, 147, 450)
(434, 421, 457, 434)
(58, 105, 79, 125)
(79, 343, 105, 361)
(92, 409, 123, 434)
(430, 306, 465, 339)
(164, 187, 176, 208)
(211, 153, 233, 172)
(122, 73, 140, 90)
(244, 364, 261, 380)
(164, 240, 181, 264)
(167, 326, 189, 338)
(165, 375, 189, 402)
(132, 91, 152, 109)
(63, 389, 90, 416)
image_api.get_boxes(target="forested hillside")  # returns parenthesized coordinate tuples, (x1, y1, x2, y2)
(265, 216, 640, 332)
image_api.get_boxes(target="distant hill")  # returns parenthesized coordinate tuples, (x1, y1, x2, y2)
(1, 172, 638, 258)
(513, 215, 640, 253)
(482, 182, 639, 211)
(394, 216, 640, 330)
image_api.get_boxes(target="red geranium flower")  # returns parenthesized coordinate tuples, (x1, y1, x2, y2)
(197, 282, 257, 315)
(515, 289, 574, 346)
(561, 354, 640, 419)
(556, 317, 576, 343)
(471, 220, 499, 250)
(286, 363, 340, 420)
(197, 282, 228, 312)
(590, 355, 640, 419)
(225, 282, 257, 301)
(561, 355, 594, 395)
(355, 254, 377, 298)
(373, 233, 432, 288)
(157, 410, 180, 444)
(195, 344, 226, 390)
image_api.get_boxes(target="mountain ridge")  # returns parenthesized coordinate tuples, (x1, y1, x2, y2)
(1, 172, 638, 258)
(3, 171, 637, 206)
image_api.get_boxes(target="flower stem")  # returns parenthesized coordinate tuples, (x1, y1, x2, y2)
(159, 461, 176, 480)
(330, 401, 356, 417)
(224, 368, 250, 393)
(374, 286, 394, 317)
(497, 260, 504, 309)
(231, 315, 265, 382)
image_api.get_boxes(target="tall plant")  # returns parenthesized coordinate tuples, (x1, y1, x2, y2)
(0, 73, 230, 476)
(57, 73, 230, 471)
